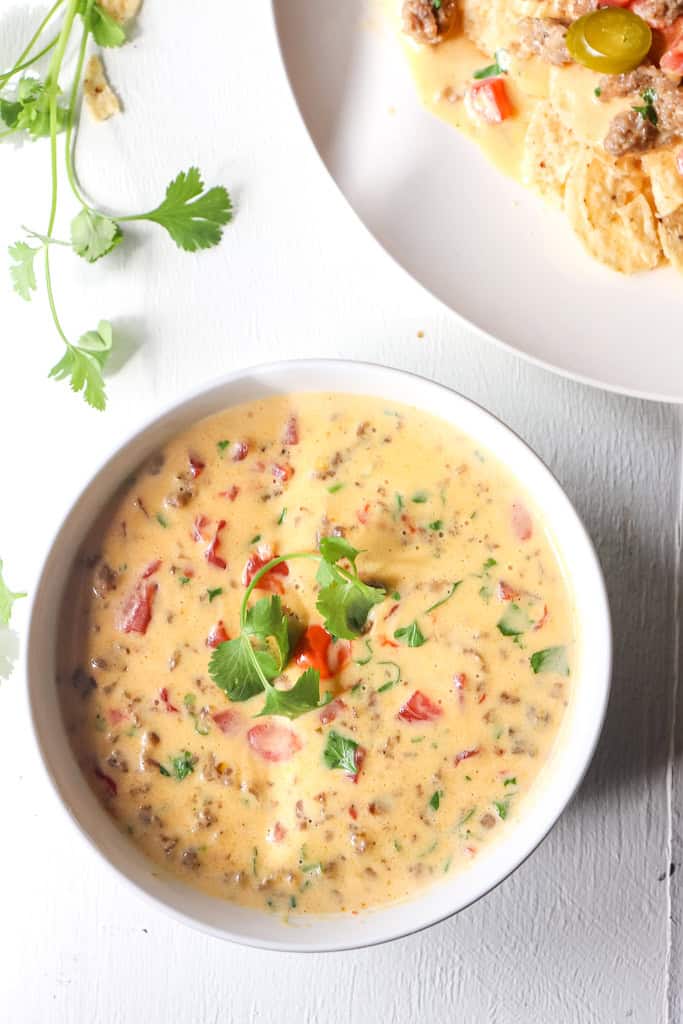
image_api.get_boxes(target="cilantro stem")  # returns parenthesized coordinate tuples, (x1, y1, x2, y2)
(240, 552, 315, 628)
(64, 1, 92, 210)
(0, 36, 59, 87)
(0, 0, 64, 85)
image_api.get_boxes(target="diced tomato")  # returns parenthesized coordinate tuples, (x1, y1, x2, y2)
(511, 502, 533, 541)
(497, 580, 519, 602)
(296, 624, 333, 678)
(116, 580, 158, 634)
(661, 40, 683, 75)
(192, 514, 210, 542)
(454, 746, 480, 766)
(232, 440, 249, 462)
(206, 621, 229, 648)
(94, 766, 117, 796)
(464, 845, 478, 858)
(327, 638, 351, 675)
(356, 502, 371, 525)
(242, 547, 289, 594)
(319, 698, 347, 726)
(401, 513, 418, 535)
(218, 485, 240, 502)
(467, 78, 514, 125)
(282, 415, 299, 445)
(534, 605, 549, 631)
(159, 686, 179, 712)
(188, 454, 205, 478)
(348, 804, 358, 820)
(247, 722, 302, 762)
(599, 0, 632, 7)
(107, 708, 127, 725)
(347, 745, 366, 783)
(272, 463, 294, 483)
(477, 692, 487, 705)
(142, 559, 161, 579)
(213, 708, 241, 735)
(206, 520, 227, 569)
(397, 690, 443, 723)
(268, 821, 287, 843)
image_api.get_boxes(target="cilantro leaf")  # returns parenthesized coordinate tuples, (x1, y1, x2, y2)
(473, 48, 510, 80)
(164, 750, 194, 780)
(530, 645, 570, 676)
(494, 799, 509, 820)
(319, 535, 360, 567)
(9, 242, 39, 301)
(207, 587, 223, 602)
(0, 560, 26, 626)
(424, 580, 461, 614)
(0, 99, 22, 129)
(317, 576, 384, 640)
(84, 1, 127, 47)
(323, 730, 359, 774)
(497, 603, 533, 637)
(209, 633, 270, 702)
(633, 87, 658, 126)
(243, 594, 290, 671)
(429, 790, 443, 811)
(136, 167, 233, 252)
(13, 77, 67, 138)
(394, 620, 426, 647)
(71, 208, 122, 263)
(257, 668, 323, 720)
(48, 320, 113, 410)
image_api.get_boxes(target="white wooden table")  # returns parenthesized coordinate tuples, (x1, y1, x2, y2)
(1, 5, 681, 1022)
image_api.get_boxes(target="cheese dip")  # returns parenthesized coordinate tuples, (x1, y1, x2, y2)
(58, 394, 576, 916)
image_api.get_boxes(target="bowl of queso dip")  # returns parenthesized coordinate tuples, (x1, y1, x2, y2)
(27, 361, 611, 950)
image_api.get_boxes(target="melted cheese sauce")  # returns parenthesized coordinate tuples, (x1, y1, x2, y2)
(59, 394, 576, 917)
(396, 6, 630, 182)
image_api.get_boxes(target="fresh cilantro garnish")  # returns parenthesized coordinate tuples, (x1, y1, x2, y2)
(377, 660, 401, 692)
(277, 507, 287, 525)
(633, 87, 658, 126)
(70, 208, 121, 263)
(479, 585, 492, 603)
(473, 49, 510, 80)
(0, 559, 26, 625)
(424, 580, 461, 614)
(323, 730, 360, 774)
(207, 587, 223, 602)
(250, 534, 262, 544)
(428, 520, 443, 531)
(530, 645, 569, 676)
(156, 512, 169, 528)
(393, 620, 426, 647)
(594, 86, 602, 98)
(327, 482, 344, 493)
(431, 0, 442, 9)
(179, 576, 191, 586)
(8, 242, 39, 300)
(494, 799, 509, 820)
(2, 3, 233, 410)
(503, 777, 517, 787)
(217, 439, 230, 453)
(392, 590, 401, 600)
(48, 321, 113, 411)
(124, 167, 233, 252)
(497, 602, 533, 637)
(354, 638, 373, 666)
(208, 544, 384, 716)
(429, 790, 443, 811)
(160, 751, 195, 780)
(183, 693, 196, 707)
(411, 490, 429, 504)
(482, 557, 497, 571)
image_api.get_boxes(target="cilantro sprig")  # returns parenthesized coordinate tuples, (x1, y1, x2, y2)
(473, 48, 510, 80)
(0, 560, 26, 626)
(633, 87, 658, 126)
(2, 0, 233, 410)
(208, 542, 385, 719)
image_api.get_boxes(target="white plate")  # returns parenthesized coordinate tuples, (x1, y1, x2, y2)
(272, 0, 683, 403)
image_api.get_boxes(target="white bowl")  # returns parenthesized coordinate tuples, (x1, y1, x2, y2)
(27, 360, 611, 951)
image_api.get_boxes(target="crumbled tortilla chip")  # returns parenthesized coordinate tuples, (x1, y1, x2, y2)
(83, 55, 120, 122)
(460, 0, 524, 55)
(564, 150, 662, 273)
(658, 207, 683, 270)
(100, 0, 141, 21)
(642, 148, 683, 218)
(522, 100, 580, 206)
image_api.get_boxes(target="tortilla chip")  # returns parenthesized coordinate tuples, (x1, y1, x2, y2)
(100, 0, 141, 21)
(460, 0, 525, 54)
(83, 56, 120, 122)
(522, 100, 580, 206)
(564, 150, 662, 273)
(642, 148, 683, 218)
(658, 207, 683, 270)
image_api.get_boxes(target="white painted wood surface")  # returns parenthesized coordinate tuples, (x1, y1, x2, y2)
(0, 4, 681, 1022)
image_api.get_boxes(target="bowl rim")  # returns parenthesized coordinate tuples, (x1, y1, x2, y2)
(26, 357, 612, 951)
